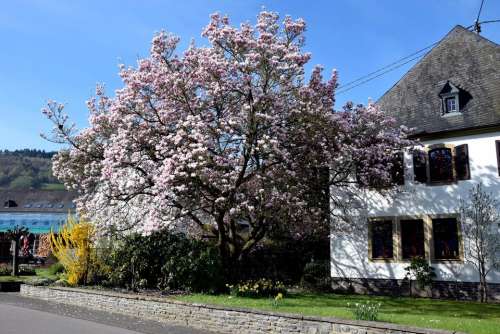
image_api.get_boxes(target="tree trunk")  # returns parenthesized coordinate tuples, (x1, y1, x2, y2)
(11, 240, 19, 276)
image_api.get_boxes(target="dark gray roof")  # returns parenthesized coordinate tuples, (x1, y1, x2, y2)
(0, 190, 77, 213)
(378, 25, 500, 137)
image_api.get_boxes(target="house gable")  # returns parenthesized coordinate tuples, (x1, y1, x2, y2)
(378, 25, 500, 137)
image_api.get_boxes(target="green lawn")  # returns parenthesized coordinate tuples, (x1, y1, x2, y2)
(0, 268, 58, 283)
(175, 293, 500, 334)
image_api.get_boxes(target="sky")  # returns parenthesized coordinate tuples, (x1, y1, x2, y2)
(0, 0, 499, 151)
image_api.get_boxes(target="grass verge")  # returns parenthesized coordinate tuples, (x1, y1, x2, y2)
(175, 292, 500, 334)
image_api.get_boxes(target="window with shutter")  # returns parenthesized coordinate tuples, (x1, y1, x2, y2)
(428, 147, 454, 183)
(413, 150, 427, 183)
(454, 144, 470, 180)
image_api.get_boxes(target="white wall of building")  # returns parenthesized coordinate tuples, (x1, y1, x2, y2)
(330, 131, 500, 283)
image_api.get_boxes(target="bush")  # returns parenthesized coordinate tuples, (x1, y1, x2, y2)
(50, 216, 106, 286)
(0, 263, 11, 276)
(301, 260, 331, 291)
(227, 278, 287, 297)
(238, 235, 330, 284)
(25, 277, 56, 286)
(105, 230, 224, 293)
(348, 301, 381, 321)
(18, 265, 36, 276)
(47, 262, 65, 276)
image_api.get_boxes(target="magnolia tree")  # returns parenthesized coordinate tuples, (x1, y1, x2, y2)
(43, 11, 410, 271)
(460, 183, 500, 302)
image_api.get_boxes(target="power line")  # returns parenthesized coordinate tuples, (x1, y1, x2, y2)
(336, 51, 431, 95)
(336, 41, 439, 91)
(335, 8, 500, 97)
(476, 0, 485, 24)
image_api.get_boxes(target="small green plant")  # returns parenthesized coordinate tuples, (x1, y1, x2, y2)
(271, 292, 284, 308)
(404, 257, 436, 289)
(227, 279, 286, 297)
(348, 301, 381, 321)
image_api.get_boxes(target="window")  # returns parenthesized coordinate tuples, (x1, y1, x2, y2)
(370, 220, 393, 259)
(401, 219, 425, 259)
(445, 97, 457, 113)
(429, 147, 454, 183)
(433, 218, 460, 260)
(496, 140, 500, 176)
(439, 81, 462, 115)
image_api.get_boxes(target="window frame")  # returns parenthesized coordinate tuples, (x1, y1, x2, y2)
(426, 143, 456, 185)
(445, 96, 457, 113)
(430, 215, 463, 262)
(400, 219, 426, 260)
(367, 214, 463, 263)
(368, 218, 396, 261)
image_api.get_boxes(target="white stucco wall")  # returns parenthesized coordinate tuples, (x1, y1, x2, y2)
(330, 131, 500, 283)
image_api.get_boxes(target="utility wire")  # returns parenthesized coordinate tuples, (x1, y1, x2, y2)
(336, 41, 439, 91)
(336, 51, 431, 95)
(335, 15, 500, 96)
(476, 0, 485, 24)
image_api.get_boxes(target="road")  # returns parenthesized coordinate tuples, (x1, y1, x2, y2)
(0, 293, 211, 334)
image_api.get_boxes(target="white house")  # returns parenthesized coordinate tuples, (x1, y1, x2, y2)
(330, 26, 500, 300)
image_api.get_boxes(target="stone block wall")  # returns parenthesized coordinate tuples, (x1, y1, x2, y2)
(331, 277, 500, 302)
(20, 285, 464, 334)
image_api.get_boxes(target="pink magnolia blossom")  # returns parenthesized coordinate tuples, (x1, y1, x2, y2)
(42, 11, 412, 264)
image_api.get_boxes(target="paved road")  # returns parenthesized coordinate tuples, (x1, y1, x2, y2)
(0, 293, 211, 334)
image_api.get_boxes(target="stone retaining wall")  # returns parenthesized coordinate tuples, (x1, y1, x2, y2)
(20, 285, 463, 334)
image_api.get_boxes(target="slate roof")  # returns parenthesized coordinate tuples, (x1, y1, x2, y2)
(378, 25, 500, 137)
(0, 190, 77, 213)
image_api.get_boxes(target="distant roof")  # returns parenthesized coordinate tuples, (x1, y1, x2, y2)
(0, 189, 77, 213)
(378, 25, 500, 137)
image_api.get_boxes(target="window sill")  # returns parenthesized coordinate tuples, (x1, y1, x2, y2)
(441, 111, 462, 118)
(431, 258, 462, 263)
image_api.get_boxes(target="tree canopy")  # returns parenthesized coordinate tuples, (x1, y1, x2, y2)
(43, 11, 411, 267)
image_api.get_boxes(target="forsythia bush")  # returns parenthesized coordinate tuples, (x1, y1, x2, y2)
(50, 216, 102, 286)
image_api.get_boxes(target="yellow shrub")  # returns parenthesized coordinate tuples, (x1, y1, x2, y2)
(50, 216, 95, 286)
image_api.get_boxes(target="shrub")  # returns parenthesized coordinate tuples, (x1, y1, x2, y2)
(348, 301, 381, 321)
(18, 264, 36, 276)
(50, 216, 105, 286)
(301, 260, 331, 291)
(105, 230, 224, 293)
(404, 257, 436, 289)
(238, 235, 330, 284)
(227, 278, 287, 297)
(47, 262, 65, 276)
(25, 277, 56, 286)
(0, 263, 11, 276)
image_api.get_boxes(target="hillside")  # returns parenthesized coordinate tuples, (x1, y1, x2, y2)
(0, 149, 64, 190)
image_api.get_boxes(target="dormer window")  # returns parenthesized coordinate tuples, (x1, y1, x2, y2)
(445, 96, 457, 113)
(439, 81, 461, 115)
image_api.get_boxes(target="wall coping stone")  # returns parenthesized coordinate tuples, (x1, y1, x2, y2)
(21, 284, 467, 334)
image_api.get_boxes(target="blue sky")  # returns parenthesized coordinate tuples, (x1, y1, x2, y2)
(1, 0, 499, 151)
